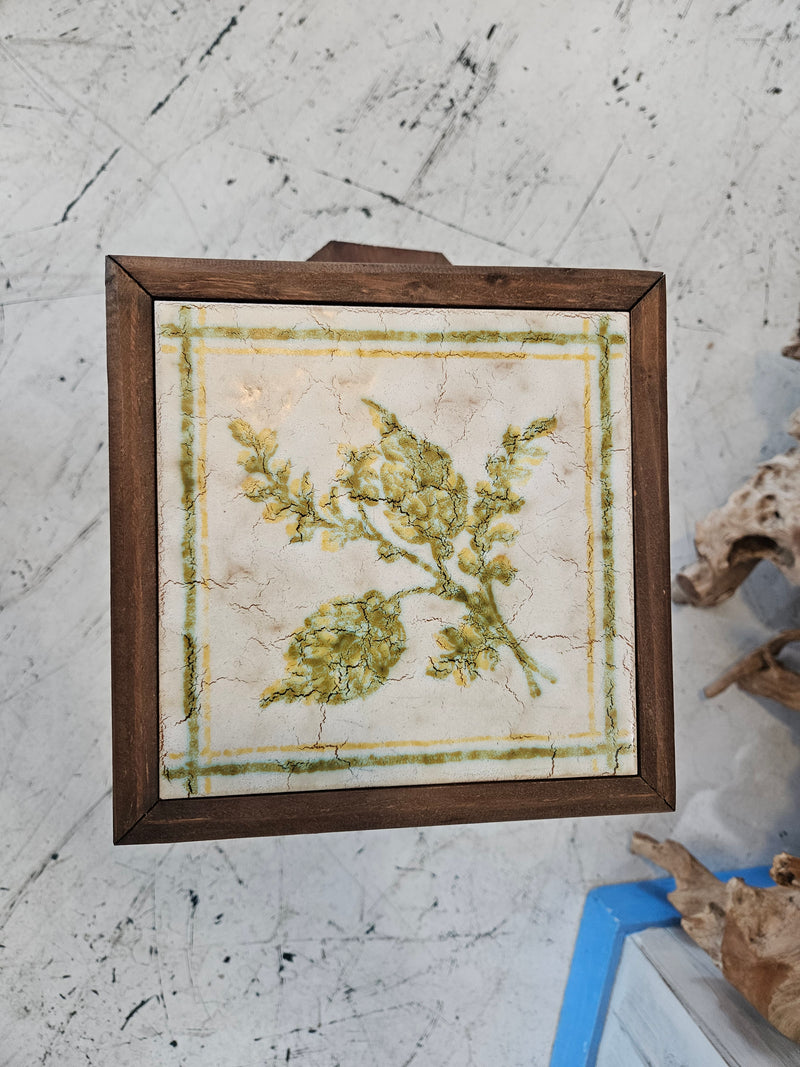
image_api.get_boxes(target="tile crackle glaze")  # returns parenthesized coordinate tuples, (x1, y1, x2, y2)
(155, 302, 636, 798)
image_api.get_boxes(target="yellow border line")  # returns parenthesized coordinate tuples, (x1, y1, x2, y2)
(166, 308, 628, 777)
(195, 310, 213, 795)
(582, 329, 597, 733)
(191, 324, 609, 761)
(167, 728, 608, 761)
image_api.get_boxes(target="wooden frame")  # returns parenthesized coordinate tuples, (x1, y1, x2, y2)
(107, 253, 673, 844)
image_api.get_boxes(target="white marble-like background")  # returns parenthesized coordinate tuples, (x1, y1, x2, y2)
(2, 1, 799, 1063)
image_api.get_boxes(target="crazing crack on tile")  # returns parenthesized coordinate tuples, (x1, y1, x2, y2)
(154, 302, 637, 797)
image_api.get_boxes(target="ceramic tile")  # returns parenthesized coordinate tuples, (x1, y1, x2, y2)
(154, 301, 635, 798)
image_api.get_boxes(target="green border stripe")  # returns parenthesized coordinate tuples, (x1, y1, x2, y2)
(597, 317, 618, 769)
(160, 322, 625, 348)
(179, 305, 200, 794)
(166, 740, 635, 780)
(169, 307, 626, 788)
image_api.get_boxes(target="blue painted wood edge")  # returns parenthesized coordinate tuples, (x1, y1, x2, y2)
(550, 865, 773, 1066)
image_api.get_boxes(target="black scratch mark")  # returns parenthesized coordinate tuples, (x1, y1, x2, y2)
(0, 511, 105, 612)
(549, 142, 622, 262)
(309, 165, 527, 256)
(456, 45, 478, 75)
(199, 7, 244, 63)
(720, 0, 752, 16)
(374, 188, 401, 205)
(149, 74, 189, 117)
(403, 39, 504, 198)
(120, 995, 156, 1031)
(148, 5, 245, 119)
(60, 147, 120, 223)
(0, 788, 111, 932)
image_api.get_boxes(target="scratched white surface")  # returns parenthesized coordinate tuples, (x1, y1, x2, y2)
(2, 2, 800, 1063)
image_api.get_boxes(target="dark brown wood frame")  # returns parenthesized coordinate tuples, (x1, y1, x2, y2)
(107, 252, 673, 844)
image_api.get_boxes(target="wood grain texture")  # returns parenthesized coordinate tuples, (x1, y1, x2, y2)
(110, 255, 662, 311)
(307, 240, 451, 264)
(705, 629, 800, 709)
(598, 926, 800, 1066)
(122, 776, 671, 845)
(107, 255, 674, 844)
(632, 834, 800, 1044)
(106, 258, 160, 842)
(630, 277, 675, 809)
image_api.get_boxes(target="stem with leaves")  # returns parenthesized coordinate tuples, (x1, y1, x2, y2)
(229, 399, 557, 706)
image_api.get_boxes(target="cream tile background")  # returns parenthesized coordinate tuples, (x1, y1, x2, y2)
(2, 1, 800, 1063)
(155, 303, 634, 796)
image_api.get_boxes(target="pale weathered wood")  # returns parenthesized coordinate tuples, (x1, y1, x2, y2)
(632, 832, 800, 1043)
(676, 327, 800, 609)
(705, 629, 800, 709)
(675, 328, 800, 715)
(673, 430, 800, 608)
(783, 324, 800, 362)
(600, 927, 800, 1066)
(773, 853, 800, 887)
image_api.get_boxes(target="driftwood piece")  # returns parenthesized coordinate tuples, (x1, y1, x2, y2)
(772, 852, 800, 887)
(632, 832, 800, 1042)
(674, 320, 800, 608)
(783, 328, 800, 362)
(673, 431, 800, 607)
(705, 629, 800, 710)
(673, 329, 800, 710)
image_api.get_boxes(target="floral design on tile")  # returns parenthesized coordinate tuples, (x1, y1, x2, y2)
(230, 399, 556, 708)
(154, 302, 637, 799)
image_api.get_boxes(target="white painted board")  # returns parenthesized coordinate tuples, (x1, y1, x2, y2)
(597, 926, 800, 1066)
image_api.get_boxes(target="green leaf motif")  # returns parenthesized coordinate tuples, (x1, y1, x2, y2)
(337, 444, 381, 506)
(427, 616, 501, 687)
(363, 399, 467, 560)
(466, 414, 557, 574)
(231, 417, 323, 543)
(231, 399, 558, 707)
(261, 591, 406, 707)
